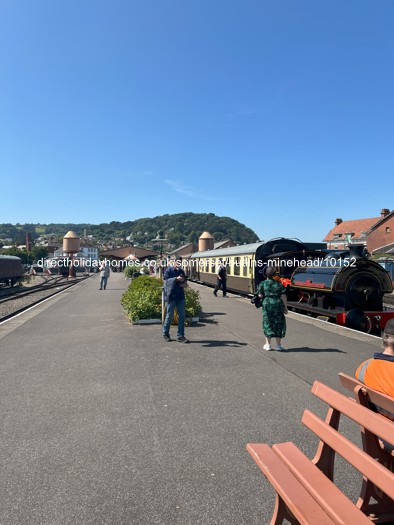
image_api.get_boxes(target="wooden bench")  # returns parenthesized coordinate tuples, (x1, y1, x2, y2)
(338, 372, 394, 519)
(247, 380, 394, 524)
(338, 371, 394, 423)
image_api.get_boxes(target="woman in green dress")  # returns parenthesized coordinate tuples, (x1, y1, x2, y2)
(257, 266, 288, 351)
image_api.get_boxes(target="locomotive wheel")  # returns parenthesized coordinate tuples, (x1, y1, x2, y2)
(347, 273, 381, 309)
(345, 309, 371, 333)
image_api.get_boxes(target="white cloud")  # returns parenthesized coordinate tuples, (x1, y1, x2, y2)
(164, 180, 227, 202)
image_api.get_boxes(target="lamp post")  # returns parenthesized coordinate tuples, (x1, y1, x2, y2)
(152, 231, 168, 278)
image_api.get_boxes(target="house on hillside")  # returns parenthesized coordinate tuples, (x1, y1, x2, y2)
(323, 209, 393, 252)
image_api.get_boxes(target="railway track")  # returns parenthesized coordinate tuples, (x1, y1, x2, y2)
(0, 275, 91, 323)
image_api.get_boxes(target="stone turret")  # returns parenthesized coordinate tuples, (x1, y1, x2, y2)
(198, 231, 214, 252)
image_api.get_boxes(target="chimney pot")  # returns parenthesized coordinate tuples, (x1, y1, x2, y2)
(335, 218, 343, 226)
(380, 208, 390, 218)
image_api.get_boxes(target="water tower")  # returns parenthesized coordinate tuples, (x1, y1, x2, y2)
(198, 231, 214, 252)
(63, 231, 80, 279)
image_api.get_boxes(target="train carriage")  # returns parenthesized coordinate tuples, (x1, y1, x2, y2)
(188, 238, 394, 334)
(189, 237, 321, 295)
(0, 255, 24, 287)
(189, 241, 264, 295)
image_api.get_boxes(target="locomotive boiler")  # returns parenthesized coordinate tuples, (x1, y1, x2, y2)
(283, 245, 394, 333)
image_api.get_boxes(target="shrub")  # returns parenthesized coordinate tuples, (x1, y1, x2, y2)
(124, 265, 151, 279)
(121, 276, 202, 322)
(124, 265, 141, 279)
(184, 287, 202, 319)
(121, 275, 163, 321)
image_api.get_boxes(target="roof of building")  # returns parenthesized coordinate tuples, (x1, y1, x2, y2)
(199, 231, 213, 239)
(365, 209, 394, 233)
(191, 241, 265, 258)
(213, 239, 236, 249)
(100, 246, 159, 259)
(323, 217, 380, 242)
(167, 243, 196, 256)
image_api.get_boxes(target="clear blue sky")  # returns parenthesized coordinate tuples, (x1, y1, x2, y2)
(1, 0, 393, 242)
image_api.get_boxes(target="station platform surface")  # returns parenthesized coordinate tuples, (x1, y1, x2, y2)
(0, 272, 384, 525)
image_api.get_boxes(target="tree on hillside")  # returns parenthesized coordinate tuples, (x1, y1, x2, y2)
(0, 214, 259, 249)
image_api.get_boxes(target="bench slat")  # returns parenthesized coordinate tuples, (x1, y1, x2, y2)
(247, 443, 337, 525)
(273, 442, 372, 525)
(339, 372, 394, 415)
(311, 380, 394, 446)
(302, 409, 394, 500)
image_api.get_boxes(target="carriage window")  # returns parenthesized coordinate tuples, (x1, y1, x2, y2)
(234, 257, 240, 276)
(242, 257, 248, 277)
(205, 259, 210, 272)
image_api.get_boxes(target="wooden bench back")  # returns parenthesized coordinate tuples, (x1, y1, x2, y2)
(339, 371, 394, 417)
(304, 381, 394, 501)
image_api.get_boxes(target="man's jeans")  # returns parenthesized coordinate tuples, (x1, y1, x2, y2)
(163, 299, 185, 337)
(100, 276, 108, 289)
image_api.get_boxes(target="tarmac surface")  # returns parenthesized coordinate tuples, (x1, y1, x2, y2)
(0, 272, 384, 525)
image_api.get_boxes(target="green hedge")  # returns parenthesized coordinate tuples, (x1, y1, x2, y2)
(121, 275, 162, 321)
(121, 276, 202, 322)
(184, 287, 202, 320)
(124, 265, 149, 279)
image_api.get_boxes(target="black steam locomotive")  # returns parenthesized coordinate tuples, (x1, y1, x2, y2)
(268, 245, 394, 333)
(189, 239, 394, 334)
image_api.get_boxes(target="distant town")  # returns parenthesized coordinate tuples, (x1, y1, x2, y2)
(0, 209, 393, 268)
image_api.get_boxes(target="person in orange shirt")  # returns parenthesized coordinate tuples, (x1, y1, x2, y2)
(355, 318, 394, 399)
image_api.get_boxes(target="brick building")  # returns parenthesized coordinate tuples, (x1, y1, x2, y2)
(365, 209, 394, 254)
(323, 209, 394, 254)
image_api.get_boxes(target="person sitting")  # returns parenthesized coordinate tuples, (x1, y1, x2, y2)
(355, 318, 394, 400)
(355, 318, 394, 452)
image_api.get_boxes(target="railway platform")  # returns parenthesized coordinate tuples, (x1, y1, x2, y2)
(0, 271, 384, 525)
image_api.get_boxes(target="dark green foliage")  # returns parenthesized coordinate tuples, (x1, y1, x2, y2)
(121, 275, 202, 322)
(184, 287, 202, 319)
(121, 275, 163, 321)
(0, 213, 259, 249)
(0, 246, 48, 264)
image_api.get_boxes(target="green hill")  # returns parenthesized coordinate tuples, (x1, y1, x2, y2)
(0, 213, 259, 249)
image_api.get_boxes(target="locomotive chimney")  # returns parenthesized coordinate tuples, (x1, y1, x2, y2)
(380, 208, 390, 218)
(347, 244, 367, 259)
(335, 218, 343, 226)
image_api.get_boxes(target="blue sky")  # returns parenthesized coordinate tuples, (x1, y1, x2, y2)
(1, 0, 393, 243)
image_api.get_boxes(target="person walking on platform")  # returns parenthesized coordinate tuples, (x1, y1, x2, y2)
(162, 263, 189, 343)
(355, 318, 394, 398)
(257, 266, 288, 351)
(99, 261, 110, 290)
(213, 260, 227, 297)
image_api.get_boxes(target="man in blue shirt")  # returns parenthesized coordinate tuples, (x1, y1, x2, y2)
(162, 262, 189, 343)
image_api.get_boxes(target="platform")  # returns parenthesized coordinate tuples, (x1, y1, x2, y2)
(0, 272, 383, 525)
